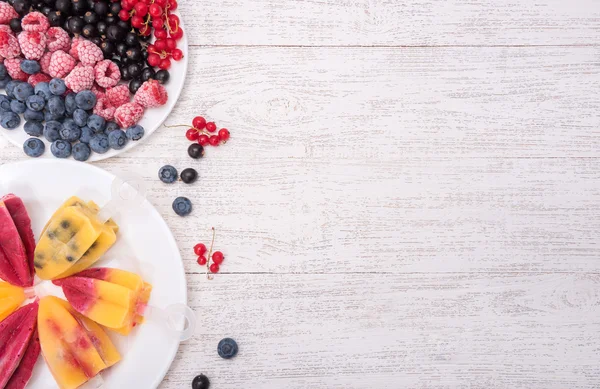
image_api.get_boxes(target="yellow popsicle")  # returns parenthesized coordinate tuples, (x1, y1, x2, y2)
(0, 282, 25, 322)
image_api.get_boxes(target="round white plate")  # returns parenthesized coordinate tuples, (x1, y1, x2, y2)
(0, 15, 188, 162)
(0, 159, 187, 389)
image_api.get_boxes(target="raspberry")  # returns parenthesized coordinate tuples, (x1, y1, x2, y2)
(76, 40, 103, 66)
(46, 27, 70, 52)
(0, 31, 21, 59)
(69, 36, 83, 60)
(114, 102, 144, 128)
(106, 85, 129, 107)
(133, 79, 168, 108)
(18, 32, 47, 60)
(93, 96, 116, 121)
(94, 59, 121, 88)
(28, 73, 51, 86)
(5, 58, 28, 81)
(39, 51, 52, 74)
(91, 82, 106, 100)
(21, 12, 50, 33)
(0, 3, 18, 24)
(48, 50, 76, 78)
(64, 65, 94, 93)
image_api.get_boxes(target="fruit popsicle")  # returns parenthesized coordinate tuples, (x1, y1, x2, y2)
(38, 296, 120, 389)
(0, 301, 39, 388)
(54, 268, 153, 335)
(0, 200, 32, 287)
(0, 282, 26, 322)
(5, 328, 40, 389)
(1, 194, 36, 282)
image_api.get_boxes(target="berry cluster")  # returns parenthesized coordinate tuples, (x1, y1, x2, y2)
(157, 164, 197, 216)
(167, 115, 230, 149)
(194, 228, 225, 274)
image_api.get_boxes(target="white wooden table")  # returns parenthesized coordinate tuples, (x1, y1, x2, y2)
(2, 1, 600, 388)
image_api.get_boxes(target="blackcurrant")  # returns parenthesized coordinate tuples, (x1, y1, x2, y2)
(100, 41, 115, 57)
(128, 78, 142, 94)
(43, 0, 54, 5)
(90, 36, 102, 46)
(115, 42, 128, 57)
(180, 168, 198, 184)
(13, 0, 31, 15)
(40, 5, 52, 15)
(104, 15, 117, 25)
(124, 32, 139, 47)
(48, 10, 64, 26)
(71, 0, 88, 15)
(82, 23, 97, 38)
(140, 67, 155, 82)
(154, 70, 170, 84)
(120, 66, 131, 81)
(93, 0, 107, 15)
(188, 144, 204, 159)
(83, 11, 98, 24)
(192, 374, 210, 389)
(9, 18, 22, 33)
(125, 47, 141, 62)
(127, 63, 142, 78)
(106, 25, 125, 41)
(67, 16, 84, 34)
(108, 1, 120, 15)
(96, 20, 107, 35)
(117, 20, 129, 30)
(55, 0, 71, 12)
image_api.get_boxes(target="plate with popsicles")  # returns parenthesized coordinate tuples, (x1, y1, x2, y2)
(0, 159, 189, 389)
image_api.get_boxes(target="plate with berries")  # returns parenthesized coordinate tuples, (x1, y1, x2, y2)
(0, 0, 188, 162)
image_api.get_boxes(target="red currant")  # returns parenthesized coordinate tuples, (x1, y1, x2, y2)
(131, 15, 144, 28)
(149, 3, 163, 17)
(154, 39, 167, 51)
(152, 18, 164, 29)
(209, 263, 220, 273)
(170, 27, 184, 40)
(159, 58, 171, 70)
(208, 135, 220, 147)
(147, 53, 161, 67)
(155, 0, 167, 5)
(167, 0, 178, 11)
(171, 48, 183, 61)
(134, 2, 148, 16)
(218, 128, 230, 142)
(154, 28, 167, 40)
(206, 122, 216, 132)
(167, 13, 179, 26)
(118, 9, 130, 20)
(212, 251, 224, 265)
(186, 128, 199, 141)
(198, 134, 209, 146)
(139, 24, 152, 36)
(192, 116, 206, 130)
(122, 0, 134, 10)
(197, 256, 207, 266)
(194, 243, 207, 256)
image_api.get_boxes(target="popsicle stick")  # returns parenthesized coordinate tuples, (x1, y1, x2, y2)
(96, 173, 148, 225)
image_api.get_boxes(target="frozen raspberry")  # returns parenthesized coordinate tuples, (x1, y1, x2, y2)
(114, 102, 144, 128)
(21, 12, 50, 33)
(0, 31, 21, 59)
(0, 25, 13, 34)
(0, 3, 18, 24)
(91, 83, 106, 100)
(39, 51, 52, 74)
(18, 32, 47, 60)
(106, 85, 130, 107)
(28, 73, 51, 86)
(94, 60, 120, 88)
(46, 27, 70, 52)
(93, 96, 116, 121)
(133, 79, 168, 108)
(64, 65, 94, 93)
(48, 50, 76, 78)
(5, 58, 28, 81)
(69, 36, 83, 60)
(76, 40, 103, 66)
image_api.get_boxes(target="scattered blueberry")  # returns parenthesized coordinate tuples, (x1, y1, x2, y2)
(26, 94, 45, 111)
(13, 82, 34, 102)
(75, 90, 96, 110)
(24, 120, 43, 137)
(87, 114, 106, 132)
(108, 129, 127, 149)
(49, 78, 66, 95)
(47, 96, 65, 116)
(51, 139, 72, 158)
(1, 111, 20, 129)
(159, 165, 177, 184)
(34, 82, 52, 101)
(0, 76, 12, 89)
(192, 374, 210, 389)
(72, 142, 91, 161)
(60, 119, 82, 142)
(24, 108, 44, 122)
(6, 81, 20, 98)
(79, 126, 94, 143)
(73, 109, 89, 127)
(126, 124, 144, 141)
(89, 133, 109, 154)
(180, 168, 198, 184)
(188, 144, 204, 159)
(20, 60, 40, 75)
(217, 338, 238, 359)
(64, 93, 77, 115)
(23, 138, 45, 157)
(172, 196, 192, 216)
(10, 99, 26, 114)
(0, 64, 7, 80)
(44, 121, 62, 142)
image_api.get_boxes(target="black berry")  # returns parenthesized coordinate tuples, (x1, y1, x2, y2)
(83, 11, 98, 24)
(180, 168, 198, 184)
(40, 5, 52, 15)
(117, 20, 129, 30)
(71, 0, 88, 15)
(140, 67, 155, 81)
(125, 32, 140, 47)
(154, 70, 169, 84)
(128, 78, 142, 94)
(48, 10, 64, 26)
(96, 20, 108, 35)
(13, 0, 31, 15)
(106, 25, 125, 41)
(192, 374, 210, 389)
(108, 1, 121, 15)
(188, 144, 204, 159)
(82, 23, 97, 38)
(9, 18, 22, 33)
(120, 66, 131, 81)
(55, 0, 70, 12)
(125, 47, 142, 62)
(104, 14, 117, 25)
(93, 1, 108, 16)
(90, 36, 102, 46)
(100, 41, 115, 57)
(67, 16, 84, 34)
(115, 42, 128, 57)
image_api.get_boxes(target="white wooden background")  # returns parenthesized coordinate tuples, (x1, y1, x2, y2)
(2, 1, 600, 388)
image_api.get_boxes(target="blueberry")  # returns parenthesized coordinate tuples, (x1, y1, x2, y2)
(47, 95, 65, 116)
(51, 139, 72, 158)
(72, 142, 91, 161)
(45, 110, 64, 122)
(6, 80, 20, 98)
(108, 129, 128, 149)
(72, 108, 88, 127)
(10, 99, 25, 114)
(14, 82, 34, 102)
(65, 93, 77, 115)
(0, 111, 20, 129)
(172, 196, 192, 216)
(180, 168, 198, 184)
(105, 121, 119, 133)
(60, 119, 82, 142)
(87, 114, 105, 132)
(24, 120, 43, 137)
(0, 76, 12, 89)
(0, 64, 7, 80)
(20, 60, 40, 75)
(23, 138, 45, 157)
(79, 126, 94, 143)
(75, 90, 96, 110)
(217, 338, 238, 359)
(192, 374, 210, 389)
(24, 108, 44, 121)
(44, 121, 62, 142)
(158, 165, 177, 184)
(0, 95, 11, 111)
(49, 78, 66, 95)
(89, 133, 109, 154)
(26, 94, 45, 111)
(34, 82, 52, 101)
(126, 124, 144, 141)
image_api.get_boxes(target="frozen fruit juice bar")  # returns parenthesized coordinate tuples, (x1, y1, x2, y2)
(0, 200, 32, 287)
(0, 282, 26, 322)
(1, 194, 36, 281)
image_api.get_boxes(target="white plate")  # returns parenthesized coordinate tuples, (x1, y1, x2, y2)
(0, 159, 187, 389)
(0, 15, 188, 162)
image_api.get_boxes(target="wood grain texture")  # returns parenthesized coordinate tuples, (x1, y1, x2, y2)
(177, 0, 600, 46)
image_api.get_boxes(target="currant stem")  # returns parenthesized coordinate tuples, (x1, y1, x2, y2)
(164, 124, 191, 128)
(206, 227, 216, 280)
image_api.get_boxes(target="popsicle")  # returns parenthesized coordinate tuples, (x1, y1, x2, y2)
(0, 301, 39, 388)
(38, 296, 120, 389)
(0, 282, 26, 322)
(5, 328, 40, 389)
(53, 268, 153, 334)
(1, 194, 36, 281)
(0, 200, 32, 287)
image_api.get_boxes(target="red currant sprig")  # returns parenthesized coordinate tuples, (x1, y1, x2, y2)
(165, 116, 231, 147)
(194, 228, 225, 279)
